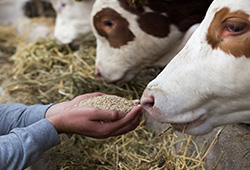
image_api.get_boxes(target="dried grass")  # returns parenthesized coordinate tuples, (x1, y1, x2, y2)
(3, 38, 160, 104)
(0, 24, 18, 58)
(42, 123, 222, 170)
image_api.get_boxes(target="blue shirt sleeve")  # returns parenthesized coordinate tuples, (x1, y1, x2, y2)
(0, 103, 61, 170)
(0, 103, 53, 135)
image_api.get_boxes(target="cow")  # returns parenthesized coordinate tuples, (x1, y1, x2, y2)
(141, 0, 250, 135)
(0, 0, 29, 25)
(51, 0, 95, 45)
(91, 0, 213, 83)
(0, 0, 55, 43)
(0, 0, 55, 25)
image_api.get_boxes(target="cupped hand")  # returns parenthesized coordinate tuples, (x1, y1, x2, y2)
(45, 93, 143, 139)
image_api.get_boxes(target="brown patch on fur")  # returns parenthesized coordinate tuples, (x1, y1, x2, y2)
(118, 0, 212, 36)
(118, 0, 145, 15)
(137, 12, 170, 37)
(206, 8, 250, 58)
(93, 8, 135, 48)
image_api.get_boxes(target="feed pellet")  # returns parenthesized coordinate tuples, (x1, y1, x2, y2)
(74, 95, 137, 113)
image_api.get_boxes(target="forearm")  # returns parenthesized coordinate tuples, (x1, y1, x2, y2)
(0, 103, 53, 135)
(0, 119, 60, 170)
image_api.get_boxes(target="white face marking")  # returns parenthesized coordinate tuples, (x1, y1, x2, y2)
(52, 0, 95, 45)
(141, 0, 250, 135)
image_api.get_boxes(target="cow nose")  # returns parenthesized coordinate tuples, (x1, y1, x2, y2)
(95, 69, 103, 79)
(141, 90, 155, 113)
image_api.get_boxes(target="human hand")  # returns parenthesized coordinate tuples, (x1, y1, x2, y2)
(45, 92, 143, 139)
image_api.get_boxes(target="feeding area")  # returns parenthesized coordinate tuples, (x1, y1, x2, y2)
(0, 0, 221, 170)
(0, 26, 220, 170)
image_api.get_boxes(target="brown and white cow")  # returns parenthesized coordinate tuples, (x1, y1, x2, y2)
(141, 0, 250, 135)
(91, 0, 212, 83)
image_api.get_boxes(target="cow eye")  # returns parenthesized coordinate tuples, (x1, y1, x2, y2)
(103, 20, 114, 27)
(226, 20, 248, 33)
(61, 3, 66, 8)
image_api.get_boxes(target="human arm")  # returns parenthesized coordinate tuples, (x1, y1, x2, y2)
(0, 103, 60, 170)
(0, 119, 60, 170)
(0, 92, 142, 170)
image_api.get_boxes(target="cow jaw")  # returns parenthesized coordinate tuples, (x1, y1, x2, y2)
(95, 39, 142, 83)
(141, 0, 250, 135)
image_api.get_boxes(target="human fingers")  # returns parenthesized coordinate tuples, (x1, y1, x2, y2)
(98, 105, 143, 133)
(133, 99, 140, 105)
(119, 105, 143, 124)
(109, 110, 143, 137)
(85, 110, 142, 139)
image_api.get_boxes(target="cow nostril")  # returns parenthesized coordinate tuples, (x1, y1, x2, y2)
(69, 42, 80, 51)
(141, 95, 155, 110)
(95, 69, 103, 79)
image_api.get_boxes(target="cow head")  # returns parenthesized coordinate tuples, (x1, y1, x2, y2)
(91, 0, 211, 83)
(0, 0, 29, 25)
(141, 0, 250, 135)
(52, 0, 95, 45)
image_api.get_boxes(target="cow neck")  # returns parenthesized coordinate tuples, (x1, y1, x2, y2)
(152, 24, 200, 67)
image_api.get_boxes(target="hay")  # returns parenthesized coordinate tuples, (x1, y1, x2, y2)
(0, 24, 19, 86)
(0, 24, 18, 58)
(41, 121, 220, 170)
(3, 38, 160, 104)
(0, 37, 218, 169)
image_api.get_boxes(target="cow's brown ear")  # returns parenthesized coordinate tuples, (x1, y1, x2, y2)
(118, 0, 145, 14)
(129, 0, 145, 8)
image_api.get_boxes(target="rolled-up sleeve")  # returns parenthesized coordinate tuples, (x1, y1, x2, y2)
(0, 103, 52, 135)
(0, 119, 60, 170)
(0, 103, 61, 170)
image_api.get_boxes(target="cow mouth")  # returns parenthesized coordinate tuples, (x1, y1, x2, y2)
(116, 72, 137, 84)
(171, 116, 206, 132)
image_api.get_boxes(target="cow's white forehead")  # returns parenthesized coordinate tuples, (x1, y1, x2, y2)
(207, 0, 250, 16)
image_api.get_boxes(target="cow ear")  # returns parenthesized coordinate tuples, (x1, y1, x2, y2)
(129, 0, 145, 8)
(119, 0, 145, 14)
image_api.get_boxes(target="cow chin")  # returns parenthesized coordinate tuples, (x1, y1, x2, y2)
(171, 116, 213, 135)
(102, 72, 136, 84)
(144, 104, 212, 135)
(116, 70, 140, 84)
(97, 65, 139, 83)
(141, 88, 215, 135)
(54, 29, 74, 45)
